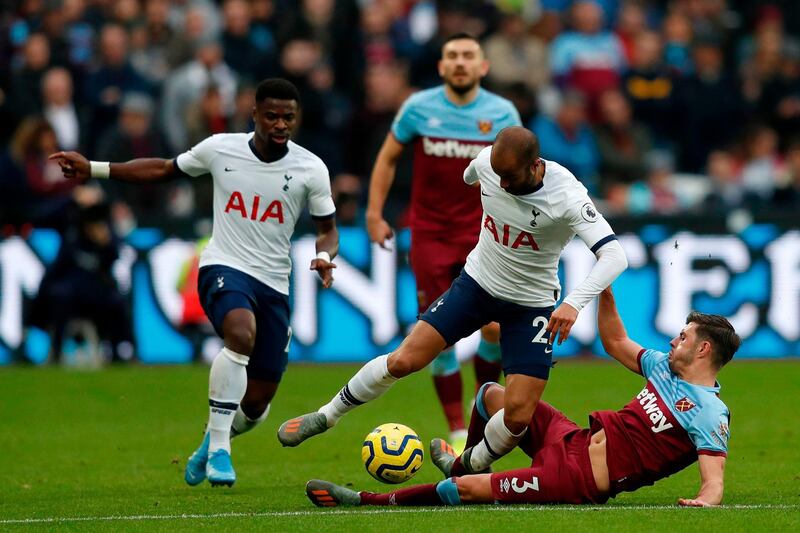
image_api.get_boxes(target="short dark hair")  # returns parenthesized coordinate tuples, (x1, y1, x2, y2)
(255, 78, 300, 104)
(442, 32, 481, 48)
(686, 312, 741, 369)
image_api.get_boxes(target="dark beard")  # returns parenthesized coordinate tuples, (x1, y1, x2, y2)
(448, 80, 477, 95)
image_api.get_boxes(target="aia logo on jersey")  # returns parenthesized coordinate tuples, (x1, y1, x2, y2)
(224, 191, 284, 223)
(483, 214, 539, 250)
(477, 119, 493, 134)
(675, 396, 696, 412)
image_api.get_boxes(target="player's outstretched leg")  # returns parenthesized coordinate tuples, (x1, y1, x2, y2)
(278, 321, 447, 447)
(306, 480, 361, 507)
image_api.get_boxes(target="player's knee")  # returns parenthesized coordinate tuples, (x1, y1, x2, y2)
(480, 322, 501, 344)
(224, 326, 256, 355)
(503, 399, 536, 434)
(387, 352, 416, 377)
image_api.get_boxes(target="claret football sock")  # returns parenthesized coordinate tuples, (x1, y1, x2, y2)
(474, 339, 502, 388)
(467, 409, 525, 472)
(318, 354, 397, 427)
(231, 403, 270, 437)
(207, 347, 249, 453)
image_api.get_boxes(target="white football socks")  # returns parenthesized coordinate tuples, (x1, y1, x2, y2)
(468, 409, 526, 472)
(207, 347, 249, 453)
(231, 403, 270, 438)
(318, 354, 397, 427)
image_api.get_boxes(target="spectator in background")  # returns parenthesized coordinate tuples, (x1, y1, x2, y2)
(759, 41, 800, 147)
(740, 124, 783, 203)
(674, 32, 746, 172)
(330, 173, 363, 227)
(42, 67, 81, 152)
(1, 117, 81, 228)
(662, 11, 693, 74)
(230, 83, 256, 133)
(626, 150, 678, 214)
(621, 30, 677, 146)
(222, 0, 276, 82)
(482, 12, 550, 94)
(129, 0, 194, 89)
(39, 3, 72, 68)
(186, 86, 228, 147)
(594, 88, 651, 189)
(83, 24, 151, 156)
(6, 33, 51, 124)
(161, 38, 237, 153)
(615, 0, 648, 63)
(703, 149, 744, 211)
(773, 139, 800, 208)
(27, 197, 134, 364)
(550, 0, 626, 119)
(530, 90, 600, 194)
(61, 0, 96, 70)
(165, 4, 211, 68)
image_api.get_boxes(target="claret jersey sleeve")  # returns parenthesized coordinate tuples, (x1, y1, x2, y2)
(175, 135, 219, 177)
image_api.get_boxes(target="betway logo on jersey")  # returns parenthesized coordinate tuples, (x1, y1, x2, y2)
(636, 385, 674, 434)
(422, 137, 486, 159)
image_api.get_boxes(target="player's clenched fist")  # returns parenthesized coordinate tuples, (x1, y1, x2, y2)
(547, 302, 579, 345)
(366, 214, 394, 250)
(49, 151, 91, 180)
(310, 257, 337, 289)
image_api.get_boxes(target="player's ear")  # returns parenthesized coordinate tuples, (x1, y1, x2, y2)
(479, 58, 489, 77)
(437, 59, 445, 78)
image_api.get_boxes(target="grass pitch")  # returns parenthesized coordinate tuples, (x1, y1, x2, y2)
(1, 359, 798, 531)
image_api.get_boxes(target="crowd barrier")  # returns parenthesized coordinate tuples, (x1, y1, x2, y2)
(1, 220, 798, 364)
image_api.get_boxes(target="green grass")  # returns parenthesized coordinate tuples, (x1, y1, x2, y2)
(1, 360, 799, 531)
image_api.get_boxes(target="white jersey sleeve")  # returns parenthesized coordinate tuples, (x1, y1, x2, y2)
(175, 135, 219, 177)
(464, 157, 481, 186)
(306, 160, 336, 217)
(564, 195, 615, 252)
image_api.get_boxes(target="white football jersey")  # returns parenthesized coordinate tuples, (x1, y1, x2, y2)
(463, 146, 615, 307)
(176, 133, 336, 294)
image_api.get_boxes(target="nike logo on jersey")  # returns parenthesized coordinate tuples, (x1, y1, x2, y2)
(481, 191, 492, 197)
(224, 167, 235, 172)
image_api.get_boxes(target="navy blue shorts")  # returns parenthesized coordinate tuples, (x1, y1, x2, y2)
(198, 265, 290, 382)
(419, 271, 554, 380)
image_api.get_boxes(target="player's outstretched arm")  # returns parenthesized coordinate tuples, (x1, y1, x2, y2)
(598, 286, 643, 373)
(366, 134, 404, 249)
(678, 454, 726, 507)
(310, 216, 339, 289)
(49, 151, 180, 183)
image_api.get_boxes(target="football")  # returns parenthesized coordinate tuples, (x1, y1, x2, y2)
(361, 423, 424, 484)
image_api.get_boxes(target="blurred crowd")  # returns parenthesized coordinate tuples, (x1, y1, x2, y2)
(1, 0, 800, 236)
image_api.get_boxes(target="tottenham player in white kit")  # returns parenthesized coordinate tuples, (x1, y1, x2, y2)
(279, 127, 627, 475)
(49, 79, 339, 487)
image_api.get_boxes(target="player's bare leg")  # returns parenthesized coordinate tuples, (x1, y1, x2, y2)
(278, 321, 447, 447)
(306, 474, 494, 507)
(451, 374, 546, 476)
(186, 309, 254, 487)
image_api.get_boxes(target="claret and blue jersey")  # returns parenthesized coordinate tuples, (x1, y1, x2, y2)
(391, 86, 521, 236)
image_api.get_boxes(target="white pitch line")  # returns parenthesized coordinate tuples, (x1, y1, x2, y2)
(1, 504, 797, 525)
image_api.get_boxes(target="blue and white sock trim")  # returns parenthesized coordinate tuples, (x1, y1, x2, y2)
(475, 381, 497, 422)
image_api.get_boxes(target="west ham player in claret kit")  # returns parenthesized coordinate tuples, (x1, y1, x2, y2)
(279, 127, 628, 478)
(306, 286, 740, 509)
(49, 78, 339, 487)
(365, 33, 522, 448)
